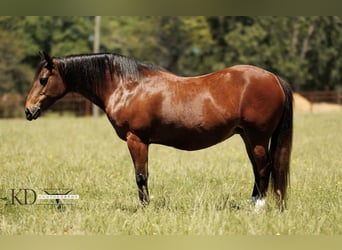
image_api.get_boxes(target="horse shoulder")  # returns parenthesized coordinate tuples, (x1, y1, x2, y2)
(105, 79, 166, 136)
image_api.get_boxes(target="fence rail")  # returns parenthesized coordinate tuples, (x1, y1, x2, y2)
(49, 93, 91, 116)
(298, 90, 342, 104)
(0, 93, 91, 118)
(1, 90, 342, 118)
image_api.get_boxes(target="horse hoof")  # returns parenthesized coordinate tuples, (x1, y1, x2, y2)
(252, 197, 266, 212)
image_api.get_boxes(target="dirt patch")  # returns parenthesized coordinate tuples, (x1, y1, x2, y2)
(312, 102, 342, 112)
(293, 93, 312, 112)
(293, 92, 342, 113)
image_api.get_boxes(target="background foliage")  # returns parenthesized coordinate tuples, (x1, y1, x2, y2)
(1, 16, 342, 95)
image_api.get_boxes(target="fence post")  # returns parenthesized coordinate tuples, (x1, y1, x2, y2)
(337, 89, 342, 105)
(85, 100, 91, 116)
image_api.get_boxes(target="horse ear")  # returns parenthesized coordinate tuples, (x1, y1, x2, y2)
(39, 51, 54, 71)
(39, 51, 48, 61)
(39, 51, 44, 61)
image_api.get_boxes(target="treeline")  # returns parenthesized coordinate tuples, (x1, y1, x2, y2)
(1, 16, 342, 95)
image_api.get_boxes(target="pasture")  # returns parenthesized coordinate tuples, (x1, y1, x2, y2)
(0, 112, 341, 235)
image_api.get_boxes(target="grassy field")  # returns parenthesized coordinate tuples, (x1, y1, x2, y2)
(0, 112, 341, 235)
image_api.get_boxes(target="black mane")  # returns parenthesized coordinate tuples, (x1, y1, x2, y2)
(56, 53, 164, 90)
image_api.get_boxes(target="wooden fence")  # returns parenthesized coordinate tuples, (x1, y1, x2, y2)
(298, 90, 342, 104)
(49, 93, 91, 116)
(0, 93, 91, 118)
(1, 90, 342, 118)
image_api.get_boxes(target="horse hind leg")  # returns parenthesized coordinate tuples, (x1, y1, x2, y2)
(240, 131, 272, 211)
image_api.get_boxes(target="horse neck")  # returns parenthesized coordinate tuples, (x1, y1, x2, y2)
(74, 76, 118, 111)
(58, 59, 116, 111)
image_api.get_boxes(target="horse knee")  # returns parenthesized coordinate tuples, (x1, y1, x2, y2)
(253, 145, 267, 159)
(253, 145, 271, 174)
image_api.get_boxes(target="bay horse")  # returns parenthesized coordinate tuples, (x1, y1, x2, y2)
(25, 52, 293, 210)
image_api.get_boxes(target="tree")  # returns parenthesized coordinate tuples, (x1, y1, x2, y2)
(205, 16, 342, 91)
(100, 16, 160, 59)
(1, 16, 342, 94)
(171, 16, 215, 75)
(0, 16, 31, 94)
(20, 16, 94, 69)
(100, 16, 214, 76)
(304, 17, 342, 90)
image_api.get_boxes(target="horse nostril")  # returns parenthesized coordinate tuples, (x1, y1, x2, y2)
(25, 107, 41, 120)
(34, 107, 41, 119)
(25, 108, 33, 121)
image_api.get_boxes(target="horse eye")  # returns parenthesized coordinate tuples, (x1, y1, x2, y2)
(40, 77, 48, 86)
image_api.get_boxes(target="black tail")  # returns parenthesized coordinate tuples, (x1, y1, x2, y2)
(270, 76, 293, 209)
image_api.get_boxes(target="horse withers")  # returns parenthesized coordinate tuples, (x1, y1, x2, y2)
(25, 52, 293, 210)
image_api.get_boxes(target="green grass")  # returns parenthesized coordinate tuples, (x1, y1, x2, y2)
(0, 112, 341, 235)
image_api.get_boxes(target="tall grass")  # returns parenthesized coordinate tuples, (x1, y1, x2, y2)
(0, 113, 341, 235)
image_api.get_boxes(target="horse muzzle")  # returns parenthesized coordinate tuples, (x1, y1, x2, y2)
(25, 106, 41, 121)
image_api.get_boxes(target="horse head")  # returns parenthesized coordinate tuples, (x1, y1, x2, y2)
(25, 52, 67, 120)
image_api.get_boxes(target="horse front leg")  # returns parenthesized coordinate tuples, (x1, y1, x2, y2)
(126, 132, 150, 205)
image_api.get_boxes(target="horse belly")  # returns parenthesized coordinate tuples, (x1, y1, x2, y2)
(153, 88, 240, 150)
(150, 121, 237, 151)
